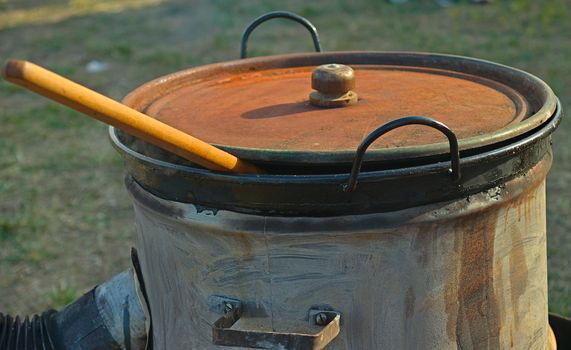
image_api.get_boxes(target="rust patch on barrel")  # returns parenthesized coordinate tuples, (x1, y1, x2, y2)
(507, 195, 532, 330)
(444, 158, 550, 348)
(452, 207, 501, 349)
(405, 286, 416, 319)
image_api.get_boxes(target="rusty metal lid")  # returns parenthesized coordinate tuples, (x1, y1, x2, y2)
(123, 52, 556, 166)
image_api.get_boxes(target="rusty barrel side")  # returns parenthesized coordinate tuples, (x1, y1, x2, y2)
(126, 151, 551, 349)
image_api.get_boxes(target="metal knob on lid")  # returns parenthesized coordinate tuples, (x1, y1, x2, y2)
(309, 63, 358, 108)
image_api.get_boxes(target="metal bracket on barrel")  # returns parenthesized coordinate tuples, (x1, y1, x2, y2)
(211, 296, 341, 350)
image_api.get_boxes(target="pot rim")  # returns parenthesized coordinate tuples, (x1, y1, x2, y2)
(110, 100, 561, 183)
(122, 51, 557, 166)
(109, 101, 560, 215)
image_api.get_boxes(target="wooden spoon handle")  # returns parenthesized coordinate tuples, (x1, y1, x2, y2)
(2, 59, 264, 174)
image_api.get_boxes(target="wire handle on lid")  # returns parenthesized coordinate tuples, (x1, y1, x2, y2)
(344, 116, 461, 192)
(240, 11, 322, 59)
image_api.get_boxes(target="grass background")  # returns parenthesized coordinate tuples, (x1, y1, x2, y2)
(1, 0, 569, 315)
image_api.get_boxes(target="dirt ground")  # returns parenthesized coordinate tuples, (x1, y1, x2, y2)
(1, 0, 569, 316)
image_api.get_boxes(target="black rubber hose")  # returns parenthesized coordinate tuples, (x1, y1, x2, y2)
(0, 289, 121, 350)
(550, 313, 571, 350)
(0, 268, 147, 350)
(0, 310, 57, 349)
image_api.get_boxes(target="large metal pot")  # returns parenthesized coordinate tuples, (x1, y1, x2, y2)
(111, 12, 561, 350)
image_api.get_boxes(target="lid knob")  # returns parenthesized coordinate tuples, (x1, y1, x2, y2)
(309, 63, 358, 108)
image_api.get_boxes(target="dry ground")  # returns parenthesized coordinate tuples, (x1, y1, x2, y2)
(1, 0, 569, 315)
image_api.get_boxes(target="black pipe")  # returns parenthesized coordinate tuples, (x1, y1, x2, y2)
(0, 269, 147, 350)
(0, 310, 57, 349)
(550, 313, 571, 350)
(0, 289, 119, 350)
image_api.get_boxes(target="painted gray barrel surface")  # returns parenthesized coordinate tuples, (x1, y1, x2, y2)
(129, 154, 551, 349)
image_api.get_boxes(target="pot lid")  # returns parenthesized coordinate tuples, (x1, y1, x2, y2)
(123, 52, 556, 166)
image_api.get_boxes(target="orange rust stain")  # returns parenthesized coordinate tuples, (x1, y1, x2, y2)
(405, 287, 416, 319)
(215, 230, 257, 258)
(237, 233, 255, 259)
(494, 257, 507, 337)
(145, 66, 526, 152)
(443, 157, 550, 348)
(450, 208, 501, 349)
(418, 249, 428, 268)
(523, 192, 536, 223)
(508, 197, 531, 331)
(444, 276, 459, 340)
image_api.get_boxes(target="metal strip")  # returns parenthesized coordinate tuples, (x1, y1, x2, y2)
(212, 305, 340, 350)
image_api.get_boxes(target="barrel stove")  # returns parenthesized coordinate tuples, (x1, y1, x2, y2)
(2, 11, 569, 350)
(108, 12, 565, 349)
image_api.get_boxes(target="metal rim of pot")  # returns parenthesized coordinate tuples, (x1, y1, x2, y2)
(110, 99, 561, 216)
(121, 50, 557, 168)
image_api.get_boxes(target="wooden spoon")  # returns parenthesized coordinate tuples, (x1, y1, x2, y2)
(2, 59, 264, 174)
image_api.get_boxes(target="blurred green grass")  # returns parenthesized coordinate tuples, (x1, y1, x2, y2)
(0, 0, 569, 315)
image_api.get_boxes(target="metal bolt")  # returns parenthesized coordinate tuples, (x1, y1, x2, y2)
(224, 303, 234, 313)
(315, 312, 329, 326)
